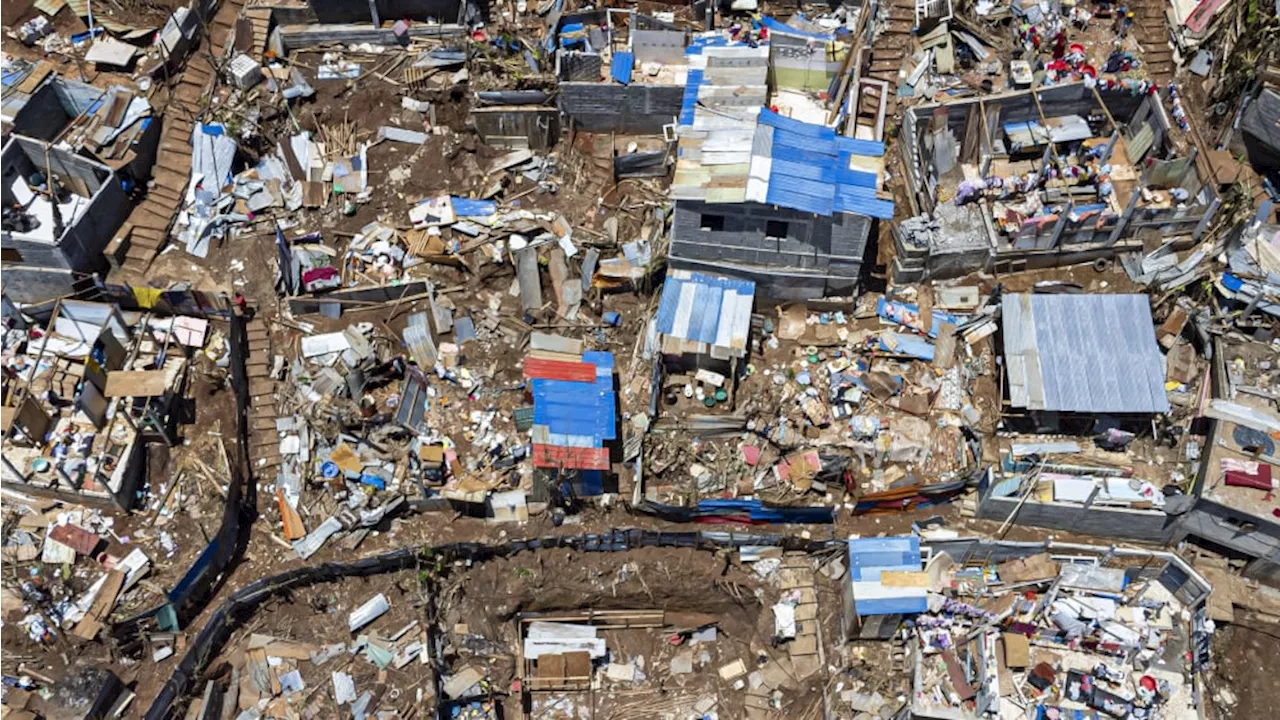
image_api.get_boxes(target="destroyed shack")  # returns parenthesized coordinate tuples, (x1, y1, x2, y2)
(554, 10, 689, 133)
(1, 138, 132, 302)
(4, 71, 159, 184)
(894, 82, 1219, 281)
(1, 299, 208, 509)
(1180, 332, 1280, 586)
(906, 536, 1212, 720)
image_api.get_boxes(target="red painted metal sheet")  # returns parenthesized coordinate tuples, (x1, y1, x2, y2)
(531, 443, 610, 471)
(523, 357, 597, 382)
(47, 524, 102, 556)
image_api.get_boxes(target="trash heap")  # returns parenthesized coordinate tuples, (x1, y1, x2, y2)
(644, 286, 994, 513)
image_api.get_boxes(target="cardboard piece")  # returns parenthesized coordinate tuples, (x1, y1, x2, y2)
(103, 370, 169, 398)
(1001, 632, 1030, 668)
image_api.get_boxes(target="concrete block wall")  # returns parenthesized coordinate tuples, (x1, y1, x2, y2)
(558, 82, 684, 134)
(670, 200, 868, 271)
(975, 494, 1177, 544)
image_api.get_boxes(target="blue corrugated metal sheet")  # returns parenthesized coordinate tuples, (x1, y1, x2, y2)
(834, 189, 895, 219)
(847, 535, 928, 616)
(611, 51, 634, 85)
(655, 272, 755, 344)
(679, 69, 704, 126)
(766, 184, 835, 216)
(531, 352, 617, 442)
(754, 108, 894, 221)
(847, 536, 922, 580)
(759, 109, 837, 139)
(835, 136, 886, 157)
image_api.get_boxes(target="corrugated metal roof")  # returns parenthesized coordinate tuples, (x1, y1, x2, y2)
(670, 50, 895, 222)
(751, 109, 893, 219)
(847, 536, 928, 616)
(524, 357, 597, 382)
(530, 351, 616, 443)
(654, 270, 755, 356)
(1001, 293, 1169, 414)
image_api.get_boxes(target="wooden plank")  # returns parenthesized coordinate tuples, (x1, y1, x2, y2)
(104, 89, 135, 127)
(15, 62, 54, 94)
(104, 370, 169, 397)
(277, 488, 306, 540)
(72, 570, 126, 639)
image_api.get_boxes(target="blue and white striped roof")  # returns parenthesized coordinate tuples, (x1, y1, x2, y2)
(655, 270, 755, 358)
(673, 65, 894, 219)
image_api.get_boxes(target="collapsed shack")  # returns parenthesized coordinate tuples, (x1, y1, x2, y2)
(1, 137, 133, 302)
(894, 82, 1219, 282)
(642, 286, 993, 515)
(1, 296, 225, 510)
(872, 537, 1214, 720)
(1180, 332, 1280, 586)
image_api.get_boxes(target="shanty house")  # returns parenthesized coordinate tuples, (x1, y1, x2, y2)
(654, 270, 755, 367)
(840, 535, 929, 641)
(1001, 292, 1170, 430)
(1, 300, 202, 509)
(669, 41, 893, 300)
(527, 347, 618, 500)
(894, 82, 1219, 282)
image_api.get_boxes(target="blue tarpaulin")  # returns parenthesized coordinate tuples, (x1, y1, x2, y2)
(879, 332, 934, 361)
(876, 297, 962, 338)
(611, 51, 634, 85)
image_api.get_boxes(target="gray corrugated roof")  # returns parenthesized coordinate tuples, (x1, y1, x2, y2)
(1001, 293, 1169, 414)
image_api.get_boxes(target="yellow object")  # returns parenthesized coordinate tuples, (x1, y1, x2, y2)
(132, 286, 163, 309)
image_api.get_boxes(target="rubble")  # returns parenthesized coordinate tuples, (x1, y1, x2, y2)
(2, 0, 1278, 714)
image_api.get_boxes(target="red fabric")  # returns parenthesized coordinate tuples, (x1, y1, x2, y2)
(1222, 459, 1273, 490)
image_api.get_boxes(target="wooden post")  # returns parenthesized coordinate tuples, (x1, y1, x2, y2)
(1192, 196, 1221, 240)
(1106, 188, 1142, 246)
